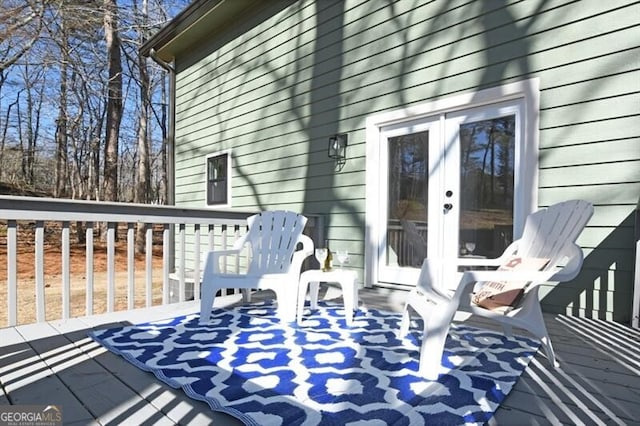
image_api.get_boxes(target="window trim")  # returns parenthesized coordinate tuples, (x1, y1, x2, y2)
(205, 150, 232, 208)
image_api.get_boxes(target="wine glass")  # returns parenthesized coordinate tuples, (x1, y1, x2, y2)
(315, 248, 328, 270)
(464, 242, 476, 255)
(336, 250, 349, 269)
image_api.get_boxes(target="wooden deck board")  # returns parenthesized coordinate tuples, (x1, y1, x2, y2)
(1, 288, 638, 425)
(0, 330, 97, 425)
(16, 321, 169, 425)
(468, 310, 639, 425)
(505, 362, 631, 425)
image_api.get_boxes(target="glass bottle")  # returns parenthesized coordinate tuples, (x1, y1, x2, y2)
(323, 239, 333, 271)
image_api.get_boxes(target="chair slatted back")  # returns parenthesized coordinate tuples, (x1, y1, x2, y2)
(518, 200, 593, 269)
(246, 210, 308, 274)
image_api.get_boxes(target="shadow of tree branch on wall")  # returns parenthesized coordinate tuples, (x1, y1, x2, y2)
(170, 0, 638, 323)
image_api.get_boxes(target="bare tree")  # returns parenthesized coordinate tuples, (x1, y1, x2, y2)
(1, 0, 189, 204)
(0, 96, 19, 180)
(133, 0, 151, 251)
(0, 1, 50, 73)
(18, 63, 45, 187)
(55, 16, 70, 198)
(135, 0, 151, 205)
(1, 1, 51, 187)
(103, 0, 123, 202)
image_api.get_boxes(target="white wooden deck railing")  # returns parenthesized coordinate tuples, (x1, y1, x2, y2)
(0, 196, 321, 327)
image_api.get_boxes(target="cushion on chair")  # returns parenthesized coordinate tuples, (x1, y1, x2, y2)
(472, 256, 550, 313)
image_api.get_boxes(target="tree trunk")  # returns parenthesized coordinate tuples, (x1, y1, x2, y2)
(55, 28, 69, 198)
(103, 0, 122, 202)
(135, 62, 150, 206)
(0, 98, 18, 181)
(135, 0, 151, 253)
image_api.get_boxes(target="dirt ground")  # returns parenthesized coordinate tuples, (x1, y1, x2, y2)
(0, 239, 165, 326)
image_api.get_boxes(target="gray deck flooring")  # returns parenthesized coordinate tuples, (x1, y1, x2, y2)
(1, 287, 639, 425)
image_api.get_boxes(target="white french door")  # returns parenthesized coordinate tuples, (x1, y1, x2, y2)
(378, 117, 441, 284)
(376, 100, 524, 286)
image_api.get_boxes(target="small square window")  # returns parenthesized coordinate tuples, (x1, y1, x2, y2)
(207, 153, 229, 205)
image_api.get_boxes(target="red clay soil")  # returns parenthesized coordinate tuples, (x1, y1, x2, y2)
(0, 238, 165, 326)
(0, 242, 162, 280)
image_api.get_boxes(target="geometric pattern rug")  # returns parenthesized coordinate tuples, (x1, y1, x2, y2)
(89, 300, 539, 426)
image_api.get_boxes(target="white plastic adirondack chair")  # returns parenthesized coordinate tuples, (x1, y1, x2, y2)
(399, 200, 594, 379)
(199, 210, 314, 323)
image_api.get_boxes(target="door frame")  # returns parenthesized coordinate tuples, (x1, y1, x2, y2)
(364, 78, 541, 288)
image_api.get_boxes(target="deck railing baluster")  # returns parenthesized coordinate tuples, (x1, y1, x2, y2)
(127, 222, 135, 310)
(145, 223, 153, 308)
(107, 222, 116, 313)
(234, 224, 241, 275)
(7, 220, 17, 326)
(62, 221, 70, 319)
(35, 221, 45, 322)
(194, 224, 201, 301)
(86, 222, 94, 316)
(162, 224, 170, 305)
(178, 223, 186, 302)
(221, 224, 228, 274)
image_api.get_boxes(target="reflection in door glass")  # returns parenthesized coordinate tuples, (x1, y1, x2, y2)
(387, 131, 428, 267)
(459, 116, 515, 258)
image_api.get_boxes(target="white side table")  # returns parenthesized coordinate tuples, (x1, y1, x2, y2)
(297, 269, 359, 326)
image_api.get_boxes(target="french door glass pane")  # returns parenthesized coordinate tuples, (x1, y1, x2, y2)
(387, 131, 429, 267)
(459, 116, 515, 258)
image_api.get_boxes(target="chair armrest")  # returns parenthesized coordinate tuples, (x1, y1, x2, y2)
(458, 269, 557, 286)
(230, 231, 250, 251)
(290, 234, 314, 274)
(414, 256, 557, 309)
(547, 243, 583, 282)
(211, 249, 242, 258)
(211, 249, 242, 273)
(417, 253, 512, 297)
(448, 268, 557, 309)
(458, 243, 583, 284)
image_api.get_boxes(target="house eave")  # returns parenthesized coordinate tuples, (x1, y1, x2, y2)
(140, 0, 258, 62)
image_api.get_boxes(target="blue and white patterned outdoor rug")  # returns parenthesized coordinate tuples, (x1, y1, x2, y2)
(89, 300, 539, 425)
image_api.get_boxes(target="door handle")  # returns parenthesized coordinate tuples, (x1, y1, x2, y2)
(443, 203, 453, 212)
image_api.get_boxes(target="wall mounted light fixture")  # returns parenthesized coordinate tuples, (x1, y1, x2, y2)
(328, 133, 348, 161)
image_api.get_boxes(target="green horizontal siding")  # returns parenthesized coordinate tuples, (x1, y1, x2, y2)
(539, 162, 640, 187)
(171, 0, 640, 322)
(540, 114, 639, 147)
(174, 2, 637, 138)
(539, 139, 639, 168)
(540, 94, 638, 129)
(539, 191, 640, 213)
